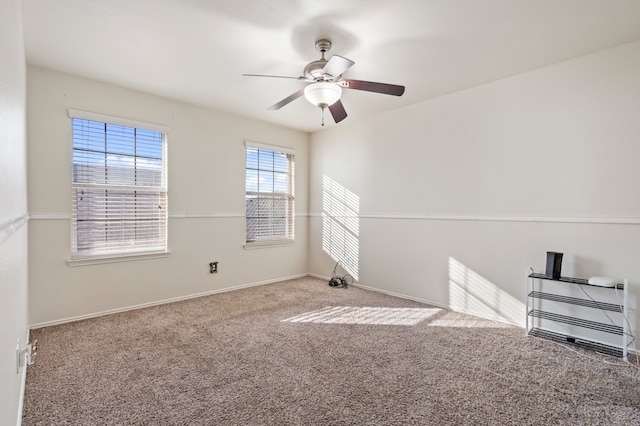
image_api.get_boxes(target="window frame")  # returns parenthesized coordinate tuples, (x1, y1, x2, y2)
(244, 141, 295, 247)
(68, 109, 169, 264)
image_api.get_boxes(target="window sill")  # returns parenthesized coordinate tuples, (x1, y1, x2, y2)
(67, 250, 171, 267)
(243, 240, 295, 250)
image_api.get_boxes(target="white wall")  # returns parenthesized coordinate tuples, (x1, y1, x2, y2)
(309, 41, 640, 341)
(0, 0, 30, 424)
(27, 67, 309, 326)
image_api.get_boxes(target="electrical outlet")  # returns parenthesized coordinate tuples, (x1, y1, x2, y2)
(16, 339, 38, 373)
(209, 261, 218, 274)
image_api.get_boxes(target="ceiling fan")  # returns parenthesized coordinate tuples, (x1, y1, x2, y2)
(243, 39, 405, 126)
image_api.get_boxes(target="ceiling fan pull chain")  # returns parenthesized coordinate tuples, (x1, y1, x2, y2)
(321, 106, 325, 126)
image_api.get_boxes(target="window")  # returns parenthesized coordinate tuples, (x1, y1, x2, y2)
(245, 142, 295, 244)
(70, 110, 168, 258)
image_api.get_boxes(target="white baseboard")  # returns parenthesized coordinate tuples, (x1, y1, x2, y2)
(29, 273, 308, 329)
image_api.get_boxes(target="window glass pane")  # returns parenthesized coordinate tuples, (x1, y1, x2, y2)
(135, 129, 163, 160)
(105, 154, 135, 186)
(246, 217, 258, 241)
(135, 157, 163, 187)
(271, 218, 286, 236)
(255, 196, 272, 217)
(258, 170, 274, 193)
(272, 197, 288, 216)
(273, 171, 289, 193)
(258, 149, 274, 171)
(106, 124, 136, 156)
(73, 161, 106, 184)
(73, 119, 105, 153)
(246, 169, 258, 192)
(255, 218, 269, 236)
(246, 147, 258, 170)
(273, 152, 288, 173)
(246, 195, 258, 214)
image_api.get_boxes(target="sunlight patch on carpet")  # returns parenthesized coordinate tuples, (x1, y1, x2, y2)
(428, 316, 512, 328)
(282, 306, 442, 326)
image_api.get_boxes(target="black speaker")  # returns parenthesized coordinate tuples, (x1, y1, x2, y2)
(546, 251, 563, 279)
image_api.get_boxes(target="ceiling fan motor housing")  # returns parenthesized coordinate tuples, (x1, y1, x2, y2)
(304, 38, 334, 80)
(304, 59, 329, 80)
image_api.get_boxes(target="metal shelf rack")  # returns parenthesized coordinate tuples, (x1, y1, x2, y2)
(526, 272, 628, 361)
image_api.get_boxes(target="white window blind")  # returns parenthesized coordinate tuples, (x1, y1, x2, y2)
(245, 143, 295, 243)
(71, 114, 168, 257)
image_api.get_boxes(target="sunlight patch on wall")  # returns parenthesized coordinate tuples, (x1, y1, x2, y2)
(322, 175, 359, 280)
(283, 306, 441, 326)
(448, 257, 523, 324)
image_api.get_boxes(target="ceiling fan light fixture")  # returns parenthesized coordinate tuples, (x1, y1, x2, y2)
(304, 82, 342, 107)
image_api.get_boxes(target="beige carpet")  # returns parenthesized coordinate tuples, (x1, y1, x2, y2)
(23, 276, 640, 425)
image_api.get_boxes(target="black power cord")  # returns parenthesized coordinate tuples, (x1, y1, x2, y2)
(328, 261, 353, 288)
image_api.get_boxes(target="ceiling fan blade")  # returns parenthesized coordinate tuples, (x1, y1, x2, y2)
(328, 100, 348, 123)
(343, 79, 405, 96)
(243, 73, 305, 80)
(268, 88, 306, 110)
(322, 55, 354, 78)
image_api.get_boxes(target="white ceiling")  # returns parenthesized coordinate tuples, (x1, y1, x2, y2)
(21, 0, 640, 133)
